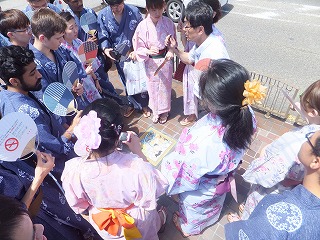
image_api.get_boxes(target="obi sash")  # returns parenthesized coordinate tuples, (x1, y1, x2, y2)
(92, 203, 142, 240)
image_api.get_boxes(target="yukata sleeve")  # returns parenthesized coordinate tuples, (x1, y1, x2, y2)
(132, 160, 168, 210)
(18, 107, 71, 155)
(61, 161, 90, 214)
(97, 12, 112, 50)
(0, 166, 25, 200)
(132, 23, 149, 62)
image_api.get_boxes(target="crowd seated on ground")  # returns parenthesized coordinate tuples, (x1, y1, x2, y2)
(0, 1, 319, 239)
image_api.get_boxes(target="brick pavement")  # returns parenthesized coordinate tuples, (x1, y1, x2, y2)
(107, 69, 294, 240)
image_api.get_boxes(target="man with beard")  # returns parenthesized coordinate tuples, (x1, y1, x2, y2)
(0, 45, 103, 240)
(0, 46, 80, 174)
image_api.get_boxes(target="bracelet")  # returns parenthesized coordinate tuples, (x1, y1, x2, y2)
(93, 78, 98, 82)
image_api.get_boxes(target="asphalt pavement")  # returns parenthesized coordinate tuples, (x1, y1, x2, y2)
(1, 0, 319, 92)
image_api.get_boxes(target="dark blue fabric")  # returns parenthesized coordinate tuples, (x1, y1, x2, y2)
(0, 158, 102, 240)
(225, 185, 320, 240)
(0, 88, 76, 174)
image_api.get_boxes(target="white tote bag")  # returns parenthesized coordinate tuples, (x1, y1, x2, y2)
(123, 60, 148, 95)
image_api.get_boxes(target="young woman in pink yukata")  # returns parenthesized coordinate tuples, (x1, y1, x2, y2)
(161, 59, 262, 237)
(61, 98, 168, 240)
(132, 0, 176, 124)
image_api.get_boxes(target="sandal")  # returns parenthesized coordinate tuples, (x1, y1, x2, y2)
(172, 211, 190, 238)
(179, 115, 196, 126)
(152, 114, 159, 123)
(159, 113, 169, 124)
(158, 206, 167, 233)
(124, 106, 134, 118)
(227, 212, 241, 223)
(142, 107, 151, 118)
(239, 203, 245, 214)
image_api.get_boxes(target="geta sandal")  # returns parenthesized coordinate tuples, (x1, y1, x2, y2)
(123, 106, 135, 118)
(227, 212, 241, 223)
(158, 206, 167, 233)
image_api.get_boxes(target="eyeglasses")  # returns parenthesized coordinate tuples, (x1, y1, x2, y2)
(305, 131, 320, 156)
(11, 26, 32, 34)
(183, 24, 193, 30)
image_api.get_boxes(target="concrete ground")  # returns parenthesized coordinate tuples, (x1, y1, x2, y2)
(108, 69, 294, 240)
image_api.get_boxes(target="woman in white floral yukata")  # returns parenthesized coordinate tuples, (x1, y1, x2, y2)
(161, 59, 266, 237)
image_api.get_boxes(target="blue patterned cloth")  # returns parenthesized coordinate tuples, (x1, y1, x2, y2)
(0, 88, 76, 174)
(29, 44, 89, 110)
(225, 185, 320, 239)
(0, 158, 102, 240)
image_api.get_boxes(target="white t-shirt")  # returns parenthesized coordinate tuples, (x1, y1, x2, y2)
(189, 31, 230, 97)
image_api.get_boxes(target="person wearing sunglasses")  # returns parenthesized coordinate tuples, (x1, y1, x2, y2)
(225, 130, 320, 239)
(228, 79, 320, 223)
(0, 9, 33, 48)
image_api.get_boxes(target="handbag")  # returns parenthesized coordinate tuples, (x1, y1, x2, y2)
(173, 61, 186, 82)
(123, 60, 148, 95)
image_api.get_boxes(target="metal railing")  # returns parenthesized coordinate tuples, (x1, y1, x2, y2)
(250, 72, 305, 125)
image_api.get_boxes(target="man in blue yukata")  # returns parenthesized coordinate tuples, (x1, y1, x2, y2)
(25, 0, 61, 13)
(0, 9, 32, 48)
(225, 130, 320, 239)
(0, 46, 102, 240)
(63, 0, 124, 103)
(29, 8, 88, 108)
(98, 0, 150, 117)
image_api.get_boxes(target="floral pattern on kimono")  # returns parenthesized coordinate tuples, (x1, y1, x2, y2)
(61, 40, 101, 103)
(61, 151, 168, 240)
(133, 15, 176, 115)
(161, 111, 256, 234)
(242, 124, 320, 219)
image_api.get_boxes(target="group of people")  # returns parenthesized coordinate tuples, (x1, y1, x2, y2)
(0, 0, 319, 240)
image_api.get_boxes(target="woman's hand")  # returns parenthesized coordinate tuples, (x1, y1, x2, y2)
(147, 46, 160, 56)
(72, 82, 84, 96)
(95, 80, 102, 93)
(128, 51, 137, 61)
(165, 51, 174, 61)
(123, 131, 148, 162)
(85, 64, 94, 75)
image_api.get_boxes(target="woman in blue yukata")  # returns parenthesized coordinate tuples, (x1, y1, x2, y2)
(161, 59, 266, 237)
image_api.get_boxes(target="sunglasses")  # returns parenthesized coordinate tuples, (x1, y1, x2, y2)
(305, 131, 320, 156)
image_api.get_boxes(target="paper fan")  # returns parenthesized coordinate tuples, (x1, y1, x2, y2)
(80, 12, 98, 33)
(0, 112, 37, 162)
(78, 41, 98, 63)
(43, 82, 78, 116)
(194, 58, 211, 71)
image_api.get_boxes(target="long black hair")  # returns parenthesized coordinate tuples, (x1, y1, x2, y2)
(199, 59, 255, 151)
(82, 98, 123, 156)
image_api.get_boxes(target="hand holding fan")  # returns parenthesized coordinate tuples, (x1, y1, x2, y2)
(62, 61, 84, 101)
(80, 12, 98, 36)
(43, 82, 79, 116)
(0, 112, 63, 193)
(0, 112, 38, 162)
